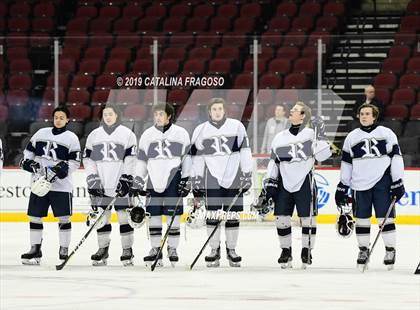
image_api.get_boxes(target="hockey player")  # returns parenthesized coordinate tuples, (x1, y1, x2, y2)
(131, 103, 191, 267)
(190, 98, 253, 267)
(258, 101, 331, 269)
(20, 106, 81, 265)
(83, 104, 137, 266)
(335, 103, 405, 270)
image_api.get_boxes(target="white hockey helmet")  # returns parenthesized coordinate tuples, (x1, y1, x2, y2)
(86, 208, 110, 230)
(31, 176, 51, 197)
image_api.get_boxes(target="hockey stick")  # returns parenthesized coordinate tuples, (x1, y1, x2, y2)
(56, 196, 117, 270)
(362, 197, 397, 273)
(415, 262, 420, 275)
(307, 124, 318, 266)
(150, 196, 184, 271)
(190, 186, 244, 270)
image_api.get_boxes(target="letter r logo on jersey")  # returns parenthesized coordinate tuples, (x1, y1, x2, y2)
(42, 141, 58, 161)
(101, 142, 119, 161)
(154, 139, 173, 159)
(211, 136, 232, 155)
(361, 138, 381, 158)
(288, 142, 307, 161)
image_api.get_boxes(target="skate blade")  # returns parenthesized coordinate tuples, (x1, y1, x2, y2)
(170, 261, 176, 268)
(280, 261, 292, 269)
(358, 263, 368, 272)
(122, 259, 134, 267)
(145, 260, 163, 268)
(386, 264, 394, 271)
(228, 261, 241, 267)
(92, 259, 108, 266)
(206, 261, 220, 268)
(22, 258, 41, 265)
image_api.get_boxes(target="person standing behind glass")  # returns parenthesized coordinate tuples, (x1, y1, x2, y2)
(261, 104, 289, 153)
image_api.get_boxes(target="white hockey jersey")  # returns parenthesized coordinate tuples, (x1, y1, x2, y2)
(83, 124, 137, 197)
(23, 127, 81, 193)
(265, 127, 331, 193)
(191, 118, 253, 188)
(136, 123, 191, 193)
(339, 125, 404, 191)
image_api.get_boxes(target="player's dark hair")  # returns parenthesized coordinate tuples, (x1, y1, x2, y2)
(152, 102, 174, 119)
(295, 101, 311, 125)
(358, 103, 379, 122)
(207, 97, 226, 111)
(52, 105, 70, 118)
(99, 104, 122, 121)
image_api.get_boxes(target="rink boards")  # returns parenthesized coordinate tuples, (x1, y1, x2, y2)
(0, 168, 419, 224)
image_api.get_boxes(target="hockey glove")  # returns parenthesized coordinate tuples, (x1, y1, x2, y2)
(390, 179, 405, 203)
(20, 159, 40, 174)
(129, 176, 149, 197)
(335, 182, 349, 206)
(177, 177, 191, 197)
(239, 172, 252, 194)
(263, 178, 278, 200)
(86, 174, 105, 197)
(254, 191, 274, 216)
(116, 174, 133, 197)
(51, 161, 69, 179)
(191, 176, 206, 198)
(311, 116, 327, 140)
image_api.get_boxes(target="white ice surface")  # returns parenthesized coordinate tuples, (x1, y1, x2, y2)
(1, 222, 419, 310)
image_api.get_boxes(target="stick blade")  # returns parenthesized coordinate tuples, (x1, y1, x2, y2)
(56, 262, 66, 270)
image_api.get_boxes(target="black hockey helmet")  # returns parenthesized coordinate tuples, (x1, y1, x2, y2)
(128, 206, 147, 229)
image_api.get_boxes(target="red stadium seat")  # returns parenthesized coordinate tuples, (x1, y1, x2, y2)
(293, 57, 316, 75)
(68, 105, 92, 121)
(299, 2, 321, 17)
(302, 46, 318, 58)
(109, 47, 131, 62)
(215, 47, 239, 60)
(103, 60, 127, 75)
(10, 59, 32, 73)
(71, 74, 94, 90)
(79, 60, 102, 75)
(113, 18, 135, 34)
(32, 18, 54, 32)
(159, 60, 180, 75)
(234, 74, 253, 88)
(7, 90, 29, 106)
(59, 58, 76, 74)
(374, 88, 391, 105)
(284, 73, 308, 89)
(388, 45, 411, 59)
(283, 31, 307, 47)
(183, 60, 206, 75)
(170, 4, 191, 17)
(163, 17, 185, 34)
(259, 73, 282, 89)
(268, 59, 291, 76)
(162, 47, 186, 61)
(189, 47, 213, 60)
(410, 104, 420, 120)
(37, 105, 55, 121)
(137, 17, 159, 32)
(193, 4, 214, 18)
(167, 89, 189, 106)
(136, 47, 156, 59)
(225, 104, 243, 119)
(399, 73, 420, 89)
(209, 17, 231, 33)
(8, 74, 31, 90)
(95, 75, 116, 90)
(240, 3, 261, 18)
(9, 2, 31, 17)
(177, 104, 199, 120)
(277, 46, 300, 61)
(394, 31, 417, 46)
(276, 2, 298, 17)
(116, 89, 142, 106)
(84, 47, 106, 60)
(234, 17, 255, 33)
(6, 47, 28, 60)
(66, 17, 89, 34)
(92, 90, 111, 106)
(316, 16, 338, 32)
(195, 35, 221, 48)
(384, 105, 409, 120)
(99, 6, 120, 19)
(170, 33, 195, 48)
(373, 73, 397, 89)
(67, 90, 90, 105)
(208, 59, 232, 75)
(391, 88, 416, 106)
(76, 6, 97, 19)
(381, 57, 406, 74)
(324, 2, 345, 16)
(34, 2, 55, 17)
(218, 4, 237, 18)
(406, 57, 420, 73)
(89, 18, 112, 34)
(269, 17, 290, 33)
(89, 35, 113, 47)
(115, 35, 141, 48)
(122, 4, 143, 19)
(291, 16, 313, 32)
(186, 17, 208, 33)
(145, 4, 167, 18)
(243, 58, 267, 74)
(400, 16, 420, 32)
(42, 89, 66, 106)
(261, 32, 283, 47)
(123, 105, 147, 121)
(132, 59, 153, 75)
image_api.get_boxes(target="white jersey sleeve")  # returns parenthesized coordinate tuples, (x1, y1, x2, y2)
(190, 123, 206, 178)
(135, 132, 148, 180)
(123, 131, 137, 177)
(181, 130, 192, 179)
(340, 136, 353, 187)
(386, 129, 404, 182)
(83, 132, 98, 177)
(68, 133, 81, 174)
(238, 122, 253, 174)
(314, 139, 332, 162)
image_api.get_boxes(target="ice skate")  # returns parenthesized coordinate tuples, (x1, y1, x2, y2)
(205, 247, 220, 268)
(301, 247, 312, 269)
(59, 246, 68, 261)
(91, 246, 109, 266)
(167, 246, 179, 267)
(384, 247, 396, 271)
(120, 247, 134, 266)
(226, 248, 241, 267)
(278, 247, 292, 269)
(144, 247, 163, 267)
(357, 246, 369, 271)
(21, 244, 42, 265)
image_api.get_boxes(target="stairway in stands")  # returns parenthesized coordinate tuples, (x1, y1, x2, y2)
(323, 13, 402, 146)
